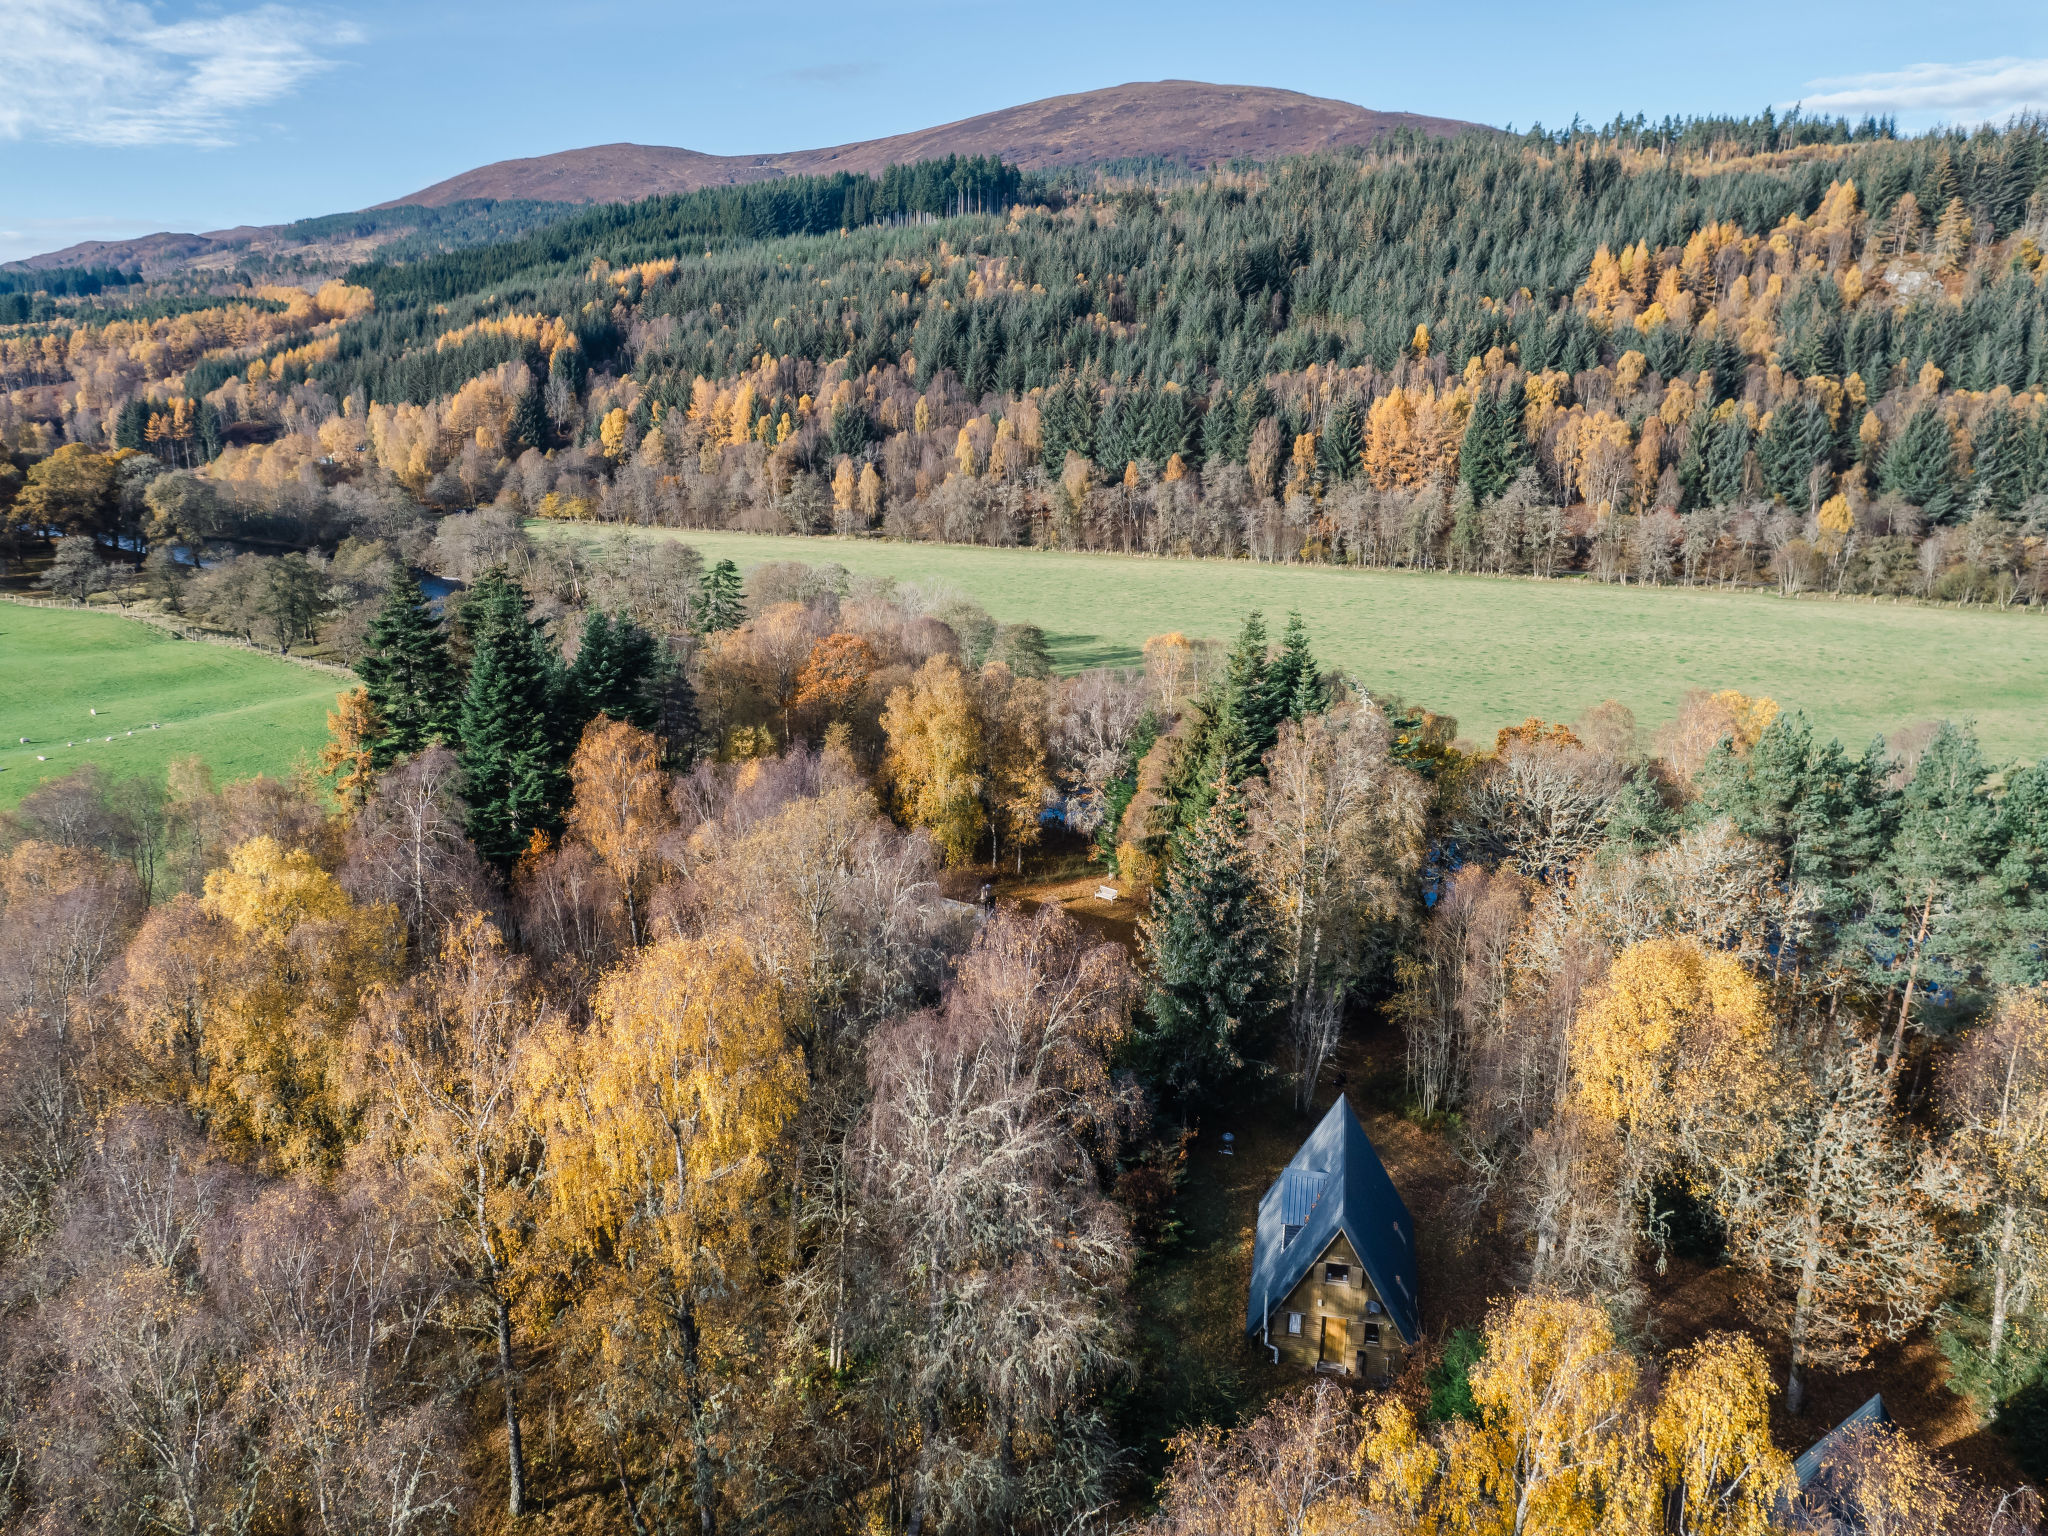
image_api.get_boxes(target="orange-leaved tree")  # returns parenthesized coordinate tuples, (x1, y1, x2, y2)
(566, 717, 673, 948)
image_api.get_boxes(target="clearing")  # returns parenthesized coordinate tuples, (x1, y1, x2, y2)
(533, 524, 2048, 761)
(0, 602, 346, 809)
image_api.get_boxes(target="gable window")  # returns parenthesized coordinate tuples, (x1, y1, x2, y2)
(1324, 1263, 1350, 1286)
(1363, 1322, 1383, 1346)
(1283, 1223, 1304, 1248)
(1286, 1312, 1304, 1336)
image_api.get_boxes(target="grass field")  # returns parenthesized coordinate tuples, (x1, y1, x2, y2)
(536, 524, 2048, 761)
(0, 603, 347, 810)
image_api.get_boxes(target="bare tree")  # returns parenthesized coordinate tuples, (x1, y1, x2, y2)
(851, 908, 1139, 1536)
(339, 747, 498, 949)
(1712, 1028, 1956, 1415)
(1454, 740, 1628, 881)
(1245, 704, 1426, 1109)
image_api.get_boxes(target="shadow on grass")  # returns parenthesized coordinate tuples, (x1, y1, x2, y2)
(1044, 630, 1144, 672)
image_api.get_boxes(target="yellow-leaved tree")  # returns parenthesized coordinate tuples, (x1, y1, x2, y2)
(1571, 936, 1772, 1179)
(976, 660, 1053, 872)
(125, 836, 399, 1166)
(1651, 1333, 1795, 1536)
(881, 655, 985, 866)
(319, 685, 380, 806)
(526, 934, 804, 1536)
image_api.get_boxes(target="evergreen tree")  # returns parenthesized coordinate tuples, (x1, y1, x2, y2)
(696, 559, 745, 633)
(568, 610, 662, 731)
(1459, 387, 1503, 503)
(357, 574, 461, 768)
(1136, 774, 1276, 1106)
(1705, 411, 1754, 506)
(510, 381, 548, 453)
(457, 569, 570, 866)
(113, 398, 151, 452)
(1880, 405, 1960, 519)
(1860, 722, 2004, 1062)
(1317, 399, 1362, 483)
(1264, 611, 1326, 722)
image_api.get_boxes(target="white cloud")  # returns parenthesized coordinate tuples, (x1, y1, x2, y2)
(0, 0, 360, 147)
(1785, 57, 2048, 127)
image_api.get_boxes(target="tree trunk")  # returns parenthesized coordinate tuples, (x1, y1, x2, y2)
(1888, 886, 1937, 1085)
(1787, 1206, 1825, 1417)
(676, 1297, 719, 1536)
(495, 1289, 527, 1517)
(1989, 1199, 2016, 1374)
(607, 1428, 653, 1536)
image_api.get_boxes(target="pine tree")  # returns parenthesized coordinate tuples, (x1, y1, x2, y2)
(695, 559, 744, 633)
(568, 611, 662, 731)
(357, 574, 460, 768)
(1137, 773, 1276, 1105)
(457, 569, 570, 866)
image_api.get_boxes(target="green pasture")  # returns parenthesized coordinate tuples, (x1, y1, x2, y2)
(0, 604, 347, 809)
(537, 524, 2048, 761)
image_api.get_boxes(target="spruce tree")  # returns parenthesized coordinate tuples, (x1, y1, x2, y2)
(1880, 405, 1961, 520)
(1459, 387, 1502, 503)
(568, 611, 662, 731)
(457, 569, 570, 866)
(696, 559, 745, 633)
(510, 382, 548, 453)
(1264, 611, 1326, 723)
(1181, 610, 1277, 832)
(1137, 774, 1276, 1106)
(357, 573, 460, 768)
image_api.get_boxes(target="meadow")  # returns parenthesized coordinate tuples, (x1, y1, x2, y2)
(536, 525, 2048, 761)
(0, 602, 347, 809)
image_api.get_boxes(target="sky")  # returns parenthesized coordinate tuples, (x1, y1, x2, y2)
(3, 0, 2047, 265)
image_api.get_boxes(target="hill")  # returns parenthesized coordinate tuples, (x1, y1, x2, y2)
(384, 81, 1485, 206)
(6, 81, 1483, 273)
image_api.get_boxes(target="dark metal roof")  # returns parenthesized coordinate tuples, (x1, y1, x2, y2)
(1777, 1393, 1893, 1532)
(1794, 1393, 1890, 1488)
(1244, 1095, 1419, 1344)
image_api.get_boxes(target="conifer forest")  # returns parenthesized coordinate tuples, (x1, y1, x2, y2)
(5, 105, 2048, 1534)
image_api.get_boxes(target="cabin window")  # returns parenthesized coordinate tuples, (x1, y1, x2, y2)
(1324, 1263, 1350, 1285)
(1286, 1312, 1303, 1336)
(1363, 1322, 1382, 1346)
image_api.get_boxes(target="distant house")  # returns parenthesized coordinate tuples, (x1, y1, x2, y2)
(1245, 1094, 1419, 1379)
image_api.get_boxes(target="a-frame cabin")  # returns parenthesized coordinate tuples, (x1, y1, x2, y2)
(1245, 1094, 1419, 1380)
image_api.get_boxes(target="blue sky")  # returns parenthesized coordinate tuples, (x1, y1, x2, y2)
(4, 0, 2046, 265)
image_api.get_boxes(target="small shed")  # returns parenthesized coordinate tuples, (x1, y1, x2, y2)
(1245, 1095, 1418, 1379)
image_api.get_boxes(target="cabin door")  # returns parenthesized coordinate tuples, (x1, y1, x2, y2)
(1320, 1316, 1349, 1370)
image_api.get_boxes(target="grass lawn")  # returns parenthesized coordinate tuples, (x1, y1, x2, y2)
(533, 524, 2048, 762)
(0, 603, 348, 810)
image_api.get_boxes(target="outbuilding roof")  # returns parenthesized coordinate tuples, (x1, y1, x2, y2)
(1244, 1095, 1419, 1344)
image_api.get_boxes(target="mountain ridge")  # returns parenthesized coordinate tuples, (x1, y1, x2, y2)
(382, 80, 1486, 207)
(9, 81, 1487, 272)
